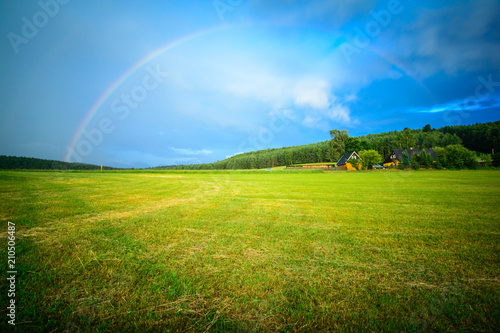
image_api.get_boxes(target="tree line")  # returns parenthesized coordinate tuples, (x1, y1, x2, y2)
(0, 155, 116, 170)
(438, 122, 499, 154)
(158, 121, 499, 170)
(2, 121, 497, 170)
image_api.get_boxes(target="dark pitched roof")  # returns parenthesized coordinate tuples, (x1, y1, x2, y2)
(386, 149, 437, 163)
(337, 152, 360, 166)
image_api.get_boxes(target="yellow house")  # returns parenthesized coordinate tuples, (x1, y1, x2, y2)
(336, 152, 361, 170)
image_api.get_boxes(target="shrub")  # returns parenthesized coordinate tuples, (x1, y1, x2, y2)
(478, 154, 492, 167)
(347, 157, 361, 170)
(420, 151, 428, 168)
(359, 150, 382, 169)
(401, 151, 410, 168)
(411, 160, 420, 170)
(433, 147, 446, 167)
(493, 154, 500, 167)
(413, 152, 421, 163)
(426, 152, 434, 168)
(445, 145, 478, 169)
(440, 145, 478, 169)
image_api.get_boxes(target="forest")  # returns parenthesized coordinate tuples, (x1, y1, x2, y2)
(157, 121, 500, 170)
(0, 155, 116, 170)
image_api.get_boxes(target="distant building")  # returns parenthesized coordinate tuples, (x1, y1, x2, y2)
(336, 152, 361, 170)
(383, 148, 436, 167)
(301, 165, 332, 169)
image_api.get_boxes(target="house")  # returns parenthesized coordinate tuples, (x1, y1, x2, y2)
(336, 152, 361, 170)
(383, 148, 437, 167)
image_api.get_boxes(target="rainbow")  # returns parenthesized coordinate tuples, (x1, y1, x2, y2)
(65, 24, 438, 162)
(65, 25, 230, 162)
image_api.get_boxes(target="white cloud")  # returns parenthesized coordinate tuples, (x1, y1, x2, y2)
(408, 97, 500, 114)
(169, 147, 213, 156)
(224, 71, 291, 110)
(299, 101, 356, 129)
(225, 72, 335, 110)
(293, 79, 331, 109)
(302, 116, 322, 128)
(225, 72, 358, 126)
(327, 104, 352, 123)
(152, 27, 364, 135)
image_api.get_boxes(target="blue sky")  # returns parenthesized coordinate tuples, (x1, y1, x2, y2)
(1, 0, 499, 168)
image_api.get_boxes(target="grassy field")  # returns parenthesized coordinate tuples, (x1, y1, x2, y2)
(0, 169, 499, 332)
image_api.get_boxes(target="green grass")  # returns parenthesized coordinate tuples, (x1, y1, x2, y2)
(0, 170, 499, 332)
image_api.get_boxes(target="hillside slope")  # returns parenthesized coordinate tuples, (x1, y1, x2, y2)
(156, 121, 499, 170)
